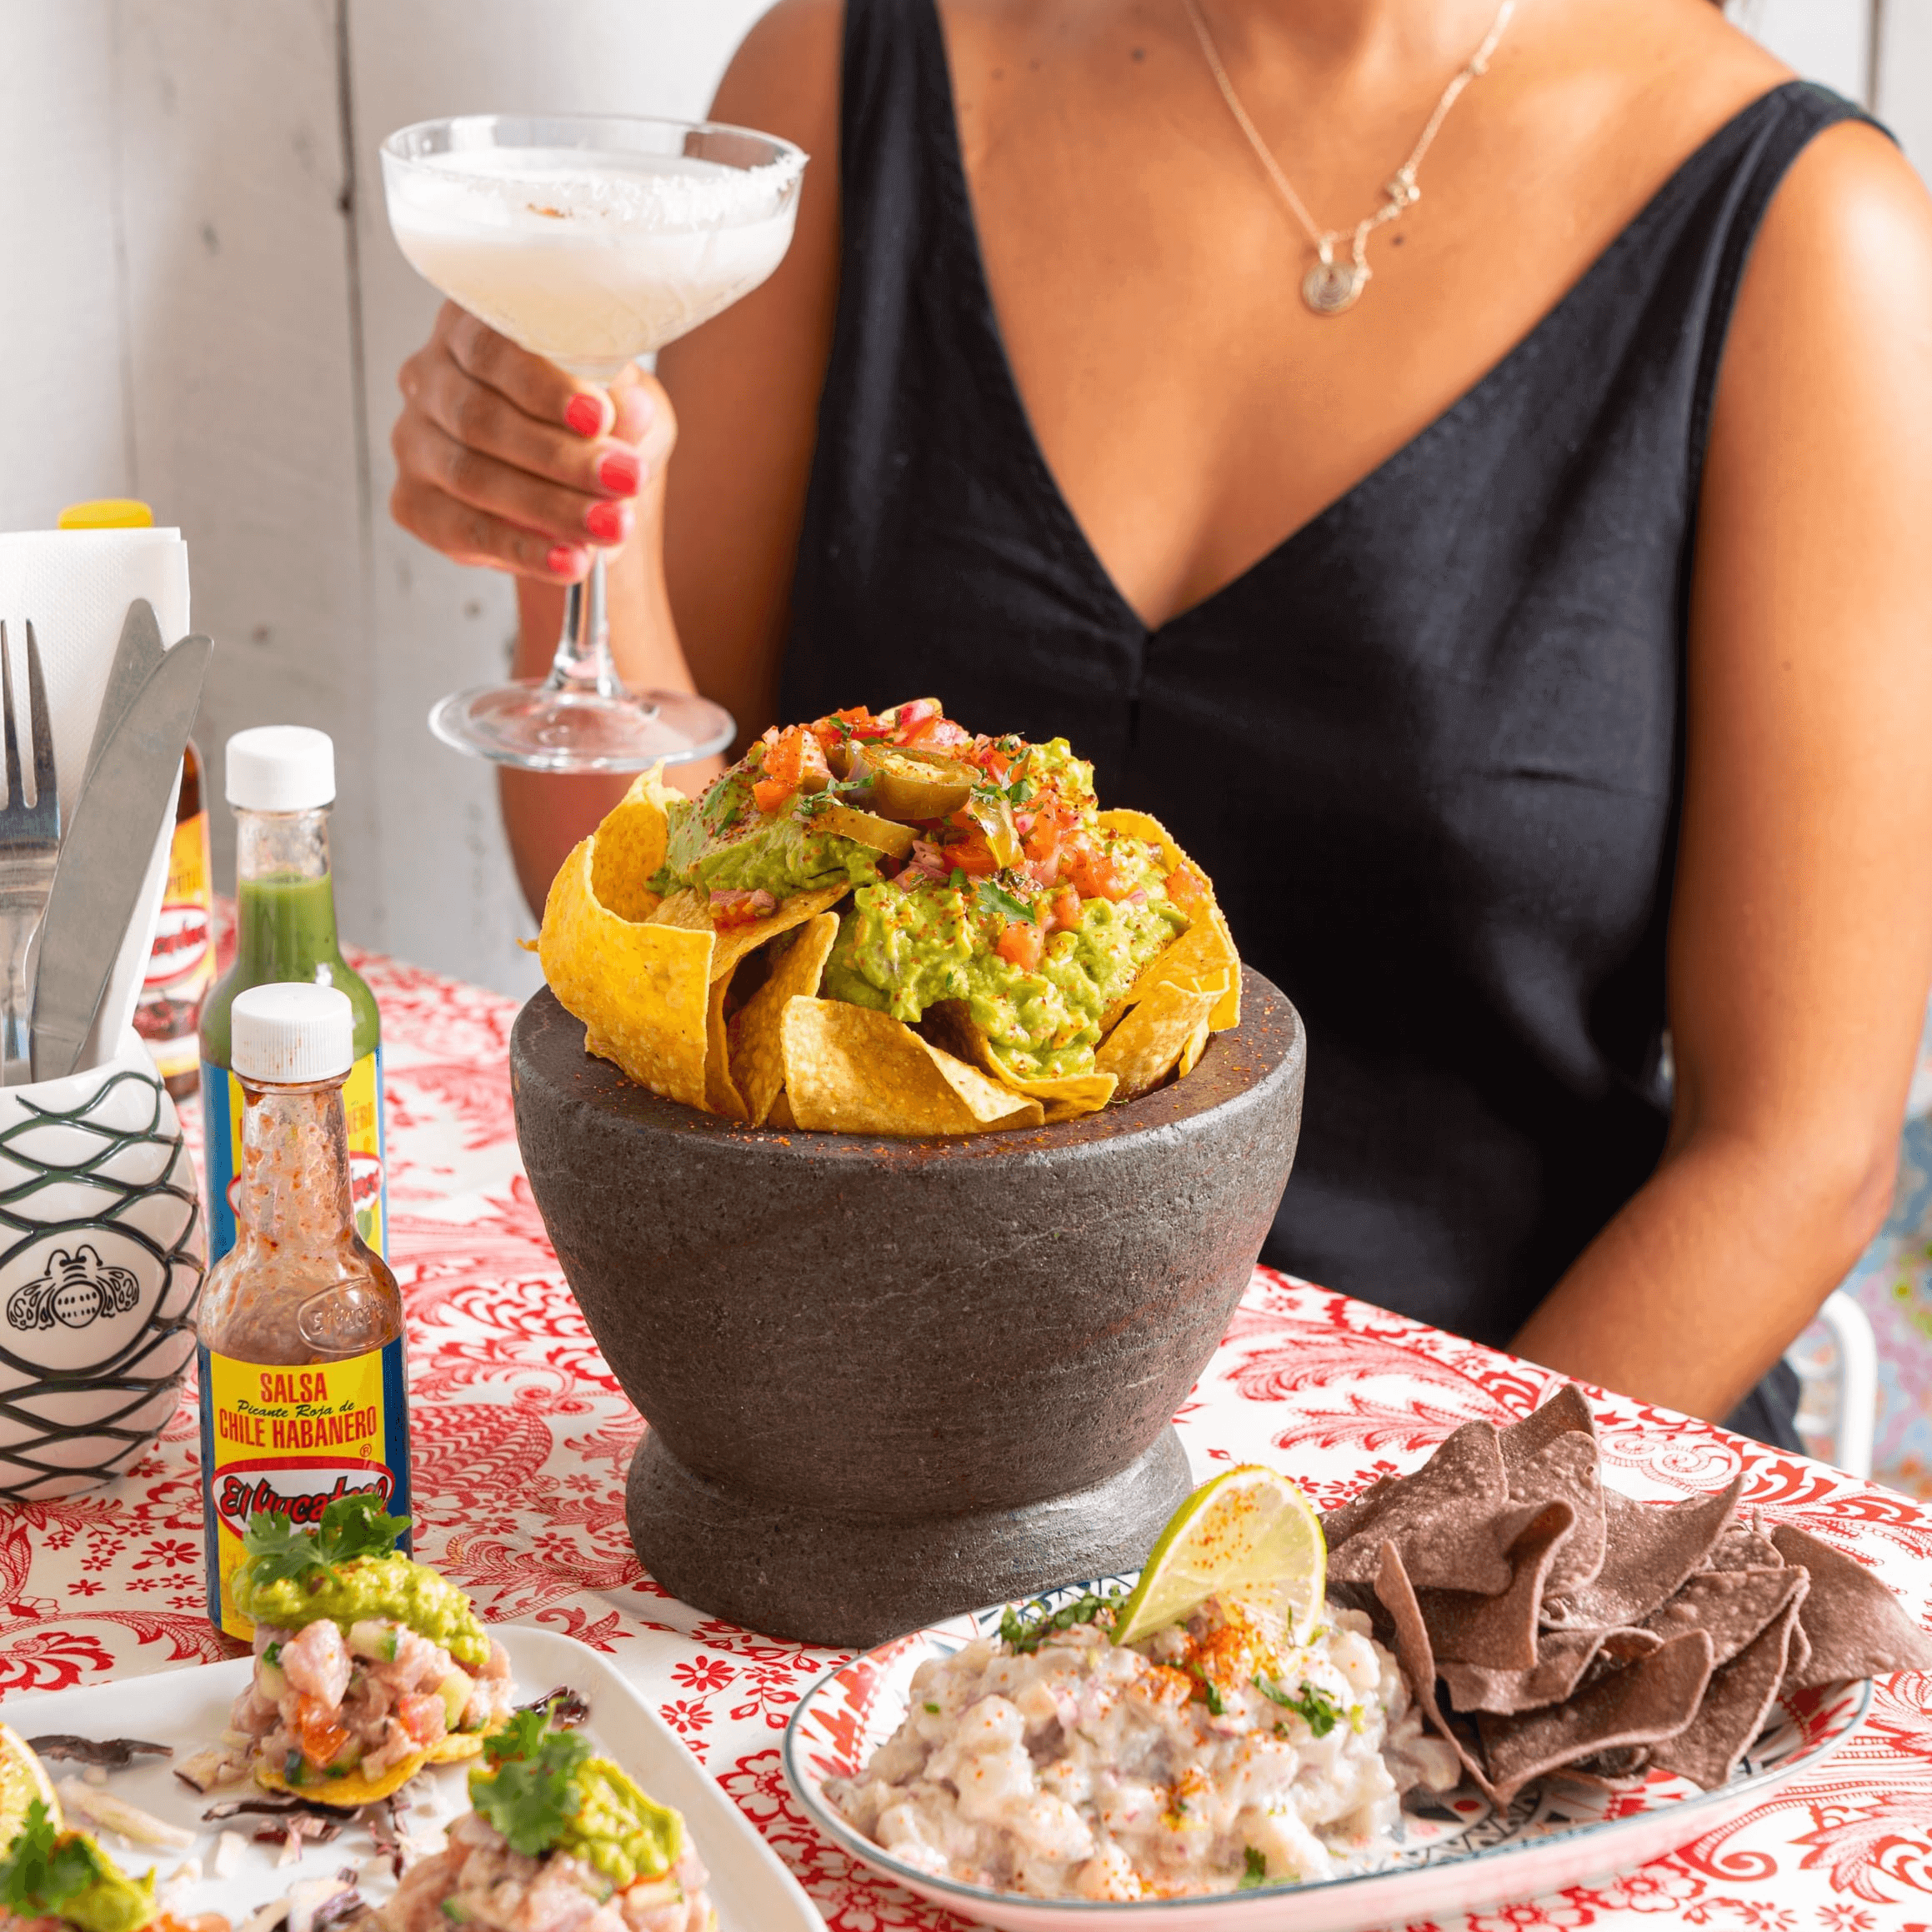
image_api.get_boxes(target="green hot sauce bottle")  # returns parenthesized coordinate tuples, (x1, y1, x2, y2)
(199, 727, 386, 1262)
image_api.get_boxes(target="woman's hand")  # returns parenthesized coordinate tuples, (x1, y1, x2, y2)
(390, 302, 677, 583)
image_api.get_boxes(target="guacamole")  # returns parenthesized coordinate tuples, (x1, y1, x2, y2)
(234, 1550, 490, 1669)
(468, 1751, 683, 1889)
(824, 877, 1188, 1075)
(0, 1827, 155, 1932)
(659, 775, 885, 901)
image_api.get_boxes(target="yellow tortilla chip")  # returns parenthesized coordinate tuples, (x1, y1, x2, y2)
(705, 969, 749, 1121)
(256, 1749, 428, 1808)
(539, 838, 713, 1110)
(924, 1001, 1116, 1122)
(781, 998, 1045, 1135)
(1178, 1014, 1211, 1078)
(428, 1729, 488, 1764)
(653, 883, 853, 982)
(1096, 807, 1196, 881)
(1096, 979, 1221, 1102)
(1114, 909, 1242, 1034)
(767, 1087, 797, 1129)
(589, 764, 679, 920)
(729, 913, 840, 1127)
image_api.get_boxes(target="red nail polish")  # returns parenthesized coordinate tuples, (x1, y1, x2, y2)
(584, 500, 628, 543)
(598, 448, 641, 496)
(564, 393, 605, 438)
(546, 544, 588, 577)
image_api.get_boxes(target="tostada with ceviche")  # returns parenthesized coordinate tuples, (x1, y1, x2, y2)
(538, 698, 1241, 1134)
(213, 1494, 513, 1805)
(380, 1702, 714, 1932)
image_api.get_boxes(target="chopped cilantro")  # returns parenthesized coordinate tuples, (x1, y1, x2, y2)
(1194, 1673, 1226, 1718)
(975, 878, 1034, 925)
(948, 868, 969, 890)
(923, 1702, 941, 1715)
(0, 1800, 98, 1918)
(999, 1587, 1128, 1654)
(285, 1748, 305, 1784)
(1253, 1674, 1344, 1737)
(262, 1641, 281, 1667)
(242, 1490, 411, 1590)
(485, 1704, 553, 1766)
(473, 1728, 594, 1856)
(1006, 778, 1034, 805)
(1238, 1847, 1268, 1891)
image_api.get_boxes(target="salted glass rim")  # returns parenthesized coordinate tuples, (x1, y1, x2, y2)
(380, 111, 807, 196)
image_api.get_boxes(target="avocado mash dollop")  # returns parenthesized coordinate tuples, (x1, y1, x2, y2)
(658, 768, 886, 903)
(824, 874, 1187, 1075)
(234, 1550, 490, 1671)
(468, 1720, 682, 1889)
(0, 1804, 155, 1932)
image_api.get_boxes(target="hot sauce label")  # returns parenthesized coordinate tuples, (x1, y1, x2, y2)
(203, 1049, 387, 1264)
(138, 811, 215, 1083)
(146, 811, 214, 991)
(199, 1339, 412, 1640)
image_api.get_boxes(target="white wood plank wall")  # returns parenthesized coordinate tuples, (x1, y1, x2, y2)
(0, 0, 1922, 995)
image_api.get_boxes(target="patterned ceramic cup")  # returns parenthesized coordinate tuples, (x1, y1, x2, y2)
(0, 1034, 204, 1499)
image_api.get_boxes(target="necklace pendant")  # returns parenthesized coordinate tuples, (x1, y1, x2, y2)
(1302, 256, 1367, 315)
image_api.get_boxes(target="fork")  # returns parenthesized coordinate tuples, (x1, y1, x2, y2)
(0, 621, 59, 1084)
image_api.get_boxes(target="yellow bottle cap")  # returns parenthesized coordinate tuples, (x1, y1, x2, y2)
(58, 498, 155, 530)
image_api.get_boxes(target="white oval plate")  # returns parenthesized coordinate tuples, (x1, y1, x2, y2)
(3, 1624, 823, 1932)
(782, 1583, 1869, 1932)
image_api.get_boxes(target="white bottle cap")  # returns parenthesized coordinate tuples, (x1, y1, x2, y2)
(226, 726, 336, 812)
(232, 983, 355, 1084)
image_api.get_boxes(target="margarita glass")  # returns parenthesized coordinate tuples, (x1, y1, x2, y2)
(381, 114, 805, 771)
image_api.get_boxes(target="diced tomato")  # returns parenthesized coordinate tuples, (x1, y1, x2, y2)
(888, 698, 942, 743)
(906, 715, 972, 752)
(1063, 838, 1132, 901)
(810, 705, 891, 754)
(972, 738, 1014, 785)
(753, 723, 830, 813)
(294, 1698, 352, 1769)
(1165, 862, 1210, 909)
(995, 920, 1044, 971)
(710, 888, 777, 929)
(398, 1694, 448, 1746)
(939, 815, 999, 877)
(1022, 813, 1062, 887)
(1044, 886, 1083, 935)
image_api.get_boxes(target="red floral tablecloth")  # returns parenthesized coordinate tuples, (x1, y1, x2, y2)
(6, 944, 1932, 1932)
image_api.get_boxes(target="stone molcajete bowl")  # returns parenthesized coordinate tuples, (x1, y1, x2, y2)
(511, 965, 1304, 1647)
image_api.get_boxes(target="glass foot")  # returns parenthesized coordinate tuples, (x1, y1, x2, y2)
(428, 679, 734, 773)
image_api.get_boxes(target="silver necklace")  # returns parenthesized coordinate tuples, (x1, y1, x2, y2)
(1179, 0, 1519, 315)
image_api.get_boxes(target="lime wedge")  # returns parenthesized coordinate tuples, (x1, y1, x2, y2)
(1112, 1464, 1326, 1649)
(0, 1721, 58, 1849)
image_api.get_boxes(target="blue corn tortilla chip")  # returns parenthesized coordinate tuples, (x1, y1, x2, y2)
(1418, 1501, 1577, 1672)
(1325, 1421, 1515, 1594)
(1643, 1564, 1808, 1669)
(1652, 1594, 1805, 1789)
(1771, 1521, 1932, 1688)
(1476, 1627, 1717, 1807)
(1543, 1478, 1742, 1629)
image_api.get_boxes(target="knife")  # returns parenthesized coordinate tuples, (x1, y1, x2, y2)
(83, 598, 169, 797)
(30, 633, 213, 1081)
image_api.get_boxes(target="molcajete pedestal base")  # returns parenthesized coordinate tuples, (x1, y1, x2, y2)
(512, 966, 1304, 1649)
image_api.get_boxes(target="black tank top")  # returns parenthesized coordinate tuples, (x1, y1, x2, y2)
(778, 0, 1861, 1437)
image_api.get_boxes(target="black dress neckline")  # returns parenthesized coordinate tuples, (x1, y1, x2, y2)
(918, 0, 1815, 638)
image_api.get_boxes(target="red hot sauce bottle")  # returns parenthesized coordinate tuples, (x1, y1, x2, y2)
(195, 983, 411, 1641)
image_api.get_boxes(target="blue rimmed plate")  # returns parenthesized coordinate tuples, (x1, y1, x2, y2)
(782, 1578, 1868, 1932)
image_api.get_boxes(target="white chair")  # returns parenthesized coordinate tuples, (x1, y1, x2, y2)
(1785, 1289, 1878, 1479)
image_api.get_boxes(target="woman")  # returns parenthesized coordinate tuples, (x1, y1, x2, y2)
(390, 0, 1932, 1448)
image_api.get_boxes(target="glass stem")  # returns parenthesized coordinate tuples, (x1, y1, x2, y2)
(544, 553, 626, 699)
